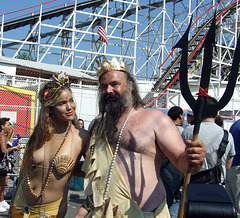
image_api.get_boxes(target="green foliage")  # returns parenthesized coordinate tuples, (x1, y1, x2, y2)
(16, 52, 34, 61)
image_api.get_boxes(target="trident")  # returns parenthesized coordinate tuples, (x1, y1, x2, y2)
(174, 12, 240, 218)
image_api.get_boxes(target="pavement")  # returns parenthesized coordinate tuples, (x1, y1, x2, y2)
(65, 190, 86, 217)
(0, 176, 86, 218)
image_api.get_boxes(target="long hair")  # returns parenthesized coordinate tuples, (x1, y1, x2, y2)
(125, 72, 145, 108)
(23, 81, 72, 168)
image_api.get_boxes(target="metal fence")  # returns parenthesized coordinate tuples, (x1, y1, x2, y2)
(0, 74, 99, 193)
(0, 74, 99, 138)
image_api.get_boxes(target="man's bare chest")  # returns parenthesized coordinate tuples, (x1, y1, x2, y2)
(109, 127, 156, 156)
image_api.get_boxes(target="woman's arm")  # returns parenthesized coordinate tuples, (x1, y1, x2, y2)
(7, 145, 20, 153)
(0, 132, 7, 153)
(6, 127, 13, 142)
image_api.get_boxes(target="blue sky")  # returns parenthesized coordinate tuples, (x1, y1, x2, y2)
(1, 1, 48, 14)
(0, 0, 75, 15)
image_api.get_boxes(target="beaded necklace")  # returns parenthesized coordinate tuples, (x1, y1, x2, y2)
(103, 107, 134, 201)
(26, 121, 72, 198)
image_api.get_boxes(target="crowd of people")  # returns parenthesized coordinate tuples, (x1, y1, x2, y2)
(162, 103, 237, 218)
(0, 56, 239, 217)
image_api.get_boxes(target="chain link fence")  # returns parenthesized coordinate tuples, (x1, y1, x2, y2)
(0, 74, 98, 136)
(0, 74, 98, 186)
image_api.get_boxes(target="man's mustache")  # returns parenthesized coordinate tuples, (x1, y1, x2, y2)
(104, 93, 119, 101)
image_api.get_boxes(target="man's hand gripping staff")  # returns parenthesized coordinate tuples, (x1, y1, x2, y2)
(174, 12, 240, 218)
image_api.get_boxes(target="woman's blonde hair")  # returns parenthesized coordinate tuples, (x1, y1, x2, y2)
(23, 73, 71, 168)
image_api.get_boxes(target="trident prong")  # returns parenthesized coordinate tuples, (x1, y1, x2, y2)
(174, 12, 240, 218)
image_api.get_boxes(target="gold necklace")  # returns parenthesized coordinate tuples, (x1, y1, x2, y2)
(53, 129, 68, 140)
(26, 122, 72, 198)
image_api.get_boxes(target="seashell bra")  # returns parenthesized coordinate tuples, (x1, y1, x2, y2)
(53, 155, 75, 176)
(27, 122, 74, 199)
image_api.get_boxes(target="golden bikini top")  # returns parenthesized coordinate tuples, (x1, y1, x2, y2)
(53, 155, 75, 176)
(27, 122, 72, 198)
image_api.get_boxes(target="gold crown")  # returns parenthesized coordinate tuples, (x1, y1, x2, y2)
(51, 72, 70, 87)
(95, 56, 130, 77)
(43, 72, 70, 100)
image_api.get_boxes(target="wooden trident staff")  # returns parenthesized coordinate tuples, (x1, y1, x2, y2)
(174, 12, 240, 218)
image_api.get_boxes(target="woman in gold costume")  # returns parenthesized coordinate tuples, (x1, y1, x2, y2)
(9, 73, 89, 218)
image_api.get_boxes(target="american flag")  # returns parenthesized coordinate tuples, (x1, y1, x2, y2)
(97, 19, 108, 44)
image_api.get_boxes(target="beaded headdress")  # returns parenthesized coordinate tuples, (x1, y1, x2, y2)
(42, 72, 70, 100)
(96, 56, 130, 77)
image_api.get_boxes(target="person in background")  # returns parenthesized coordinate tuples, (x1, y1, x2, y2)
(186, 109, 194, 125)
(167, 106, 185, 134)
(6, 119, 19, 176)
(229, 119, 240, 168)
(76, 119, 85, 129)
(225, 119, 240, 215)
(0, 118, 20, 213)
(215, 115, 224, 128)
(80, 56, 206, 217)
(182, 97, 235, 183)
(6, 120, 13, 146)
(9, 73, 89, 217)
(75, 116, 100, 218)
(70, 118, 86, 191)
(161, 106, 185, 218)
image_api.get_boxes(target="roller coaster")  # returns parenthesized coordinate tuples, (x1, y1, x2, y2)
(0, 0, 239, 108)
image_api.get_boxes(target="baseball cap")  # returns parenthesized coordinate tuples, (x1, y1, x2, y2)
(187, 109, 194, 116)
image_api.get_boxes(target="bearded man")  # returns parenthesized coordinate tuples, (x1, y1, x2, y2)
(81, 56, 206, 217)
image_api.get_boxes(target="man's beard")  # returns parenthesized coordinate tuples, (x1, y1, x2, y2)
(99, 87, 132, 141)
